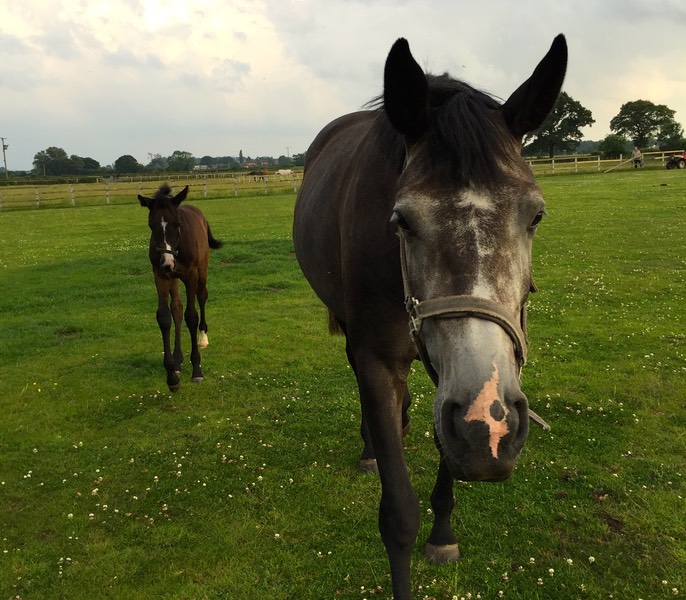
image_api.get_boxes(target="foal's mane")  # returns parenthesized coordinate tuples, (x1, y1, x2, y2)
(153, 183, 174, 200)
(370, 73, 519, 187)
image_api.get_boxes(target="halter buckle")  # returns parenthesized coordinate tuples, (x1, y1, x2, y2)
(406, 296, 422, 336)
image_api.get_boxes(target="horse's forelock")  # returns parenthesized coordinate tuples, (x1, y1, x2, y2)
(373, 74, 520, 187)
(424, 75, 519, 187)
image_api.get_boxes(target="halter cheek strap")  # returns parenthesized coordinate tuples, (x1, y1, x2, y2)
(398, 232, 550, 430)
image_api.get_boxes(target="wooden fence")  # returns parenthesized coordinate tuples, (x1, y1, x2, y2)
(0, 172, 302, 211)
(527, 150, 683, 175)
(1, 151, 684, 210)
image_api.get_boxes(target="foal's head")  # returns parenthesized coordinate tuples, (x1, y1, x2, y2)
(138, 184, 189, 274)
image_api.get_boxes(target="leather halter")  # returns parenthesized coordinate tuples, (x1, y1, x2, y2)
(398, 230, 550, 429)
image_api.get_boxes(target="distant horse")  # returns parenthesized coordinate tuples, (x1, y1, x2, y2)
(293, 36, 567, 599)
(138, 184, 223, 391)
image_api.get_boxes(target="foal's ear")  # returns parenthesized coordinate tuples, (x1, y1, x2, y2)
(138, 195, 152, 209)
(172, 185, 190, 206)
(503, 34, 568, 139)
(383, 38, 430, 141)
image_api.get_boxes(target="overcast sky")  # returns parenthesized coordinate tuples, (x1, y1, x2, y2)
(1, 0, 685, 171)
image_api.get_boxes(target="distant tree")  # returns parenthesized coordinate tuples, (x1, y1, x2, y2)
(82, 157, 101, 171)
(114, 154, 142, 173)
(167, 150, 195, 172)
(523, 92, 594, 157)
(32, 147, 76, 175)
(598, 134, 629, 159)
(199, 155, 216, 167)
(33, 150, 51, 175)
(277, 155, 292, 167)
(238, 149, 244, 165)
(45, 146, 68, 161)
(656, 119, 686, 150)
(292, 153, 306, 167)
(146, 153, 168, 171)
(610, 100, 679, 147)
(70, 155, 85, 173)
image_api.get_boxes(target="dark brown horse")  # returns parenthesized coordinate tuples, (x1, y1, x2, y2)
(293, 36, 567, 599)
(138, 184, 223, 391)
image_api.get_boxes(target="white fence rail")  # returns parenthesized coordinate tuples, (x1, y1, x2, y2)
(526, 150, 683, 175)
(0, 172, 302, 211)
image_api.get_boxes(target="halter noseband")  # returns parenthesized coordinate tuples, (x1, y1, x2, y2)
(398, 231, 549, 429)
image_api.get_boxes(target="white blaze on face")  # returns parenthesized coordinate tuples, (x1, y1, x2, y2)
(160, 217, 175, 270)
(464, 363, 510, 459)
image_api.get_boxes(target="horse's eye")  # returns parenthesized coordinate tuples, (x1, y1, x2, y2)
(391, 211, 412, 233)
(530, 211, 546, 229)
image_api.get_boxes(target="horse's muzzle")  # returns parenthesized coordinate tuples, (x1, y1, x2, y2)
(436, 385, 529, 482)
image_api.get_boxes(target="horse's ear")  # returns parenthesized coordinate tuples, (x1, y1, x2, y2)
(172, 185, 189, 206)
(138, 195, 152, 209)
(383, 38, 430, 141)
(503, 34, 568, 139)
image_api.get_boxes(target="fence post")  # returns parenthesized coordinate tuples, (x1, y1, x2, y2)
(0, 190, 3, 210)
(292, 174, 297, 193)
(597, 156, 600, 172)
(574, 157, 578, 173)
(551, 158, 555, 174)
(70, 185, 75, 207)
(105, 182, 110, 205)
(263, 176, 268, 195)
(233, 177, 238, 197)
(203, 176, 208, 199)
(35, 186, 40, 209)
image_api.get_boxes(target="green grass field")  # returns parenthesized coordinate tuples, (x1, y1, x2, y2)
(0, 170, 684, 599)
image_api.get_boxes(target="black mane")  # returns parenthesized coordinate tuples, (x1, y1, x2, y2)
(154, 183, 174, 199)
(371, 73, 519, 187)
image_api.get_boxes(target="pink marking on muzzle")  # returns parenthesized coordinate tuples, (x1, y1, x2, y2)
(464, 364, 510, 459)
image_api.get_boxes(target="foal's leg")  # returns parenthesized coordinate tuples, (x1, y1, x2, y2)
(424, 440, 460, 564)
(196, 274, 209, 349)
(155, 276, 181, 391)
(170, 279, 184, 372)
(183, 272, 204, 383)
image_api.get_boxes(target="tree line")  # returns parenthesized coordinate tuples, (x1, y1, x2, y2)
(20, 97, 686, 177)
(524, 96, 685, 158)
(27, 148, 306, 178)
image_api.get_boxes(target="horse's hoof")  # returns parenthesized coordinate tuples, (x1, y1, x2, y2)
(198, 331, 209, 349)
(192, 376, 204, 384)
(168, 382, 181, 392)
(425, 543, 460, 565)
(357, 458, 379, 474)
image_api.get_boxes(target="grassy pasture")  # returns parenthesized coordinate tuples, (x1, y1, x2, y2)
(0, 170, 684, 599)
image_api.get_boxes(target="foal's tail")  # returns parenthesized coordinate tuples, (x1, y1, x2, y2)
(207, 223, 224, 250)
(327, 309, 344, 336)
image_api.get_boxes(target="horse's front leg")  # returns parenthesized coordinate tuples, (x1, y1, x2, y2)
(155, 276, 180, 391)
(183, 272, 204, 383)
(358, 384, 412, 474)
(424, 441, 460, 564)
(357, 354, 419, 600)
